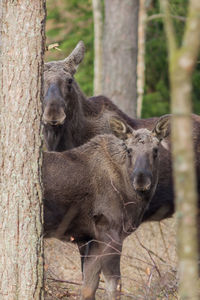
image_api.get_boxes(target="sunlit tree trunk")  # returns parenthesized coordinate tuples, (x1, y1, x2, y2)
(0, 1, 46, 299)
(92, 0, 103, 95)
(103, 0, 139, 118)
(161, 0, 200, 299)
(137, 0, 147, 118)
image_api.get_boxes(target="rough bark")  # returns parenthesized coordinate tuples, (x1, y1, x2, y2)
(103, 0, 139, 118)
(0, 1, 46, 299)
(161, 1, 200, 299)
(92, 0, 103, 95)
(137, 0, 147, 118)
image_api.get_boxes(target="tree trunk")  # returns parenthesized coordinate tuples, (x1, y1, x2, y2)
(161, 0, 200, 299)
(92, 0, 103, 95)
(103, 0, 139, 118)
(0, 1, 46, 299)
(137, 0, 147, 118)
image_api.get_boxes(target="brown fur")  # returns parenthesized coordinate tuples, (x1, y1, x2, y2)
(43, 120, 167, 299)
(42, 43, 200, 226)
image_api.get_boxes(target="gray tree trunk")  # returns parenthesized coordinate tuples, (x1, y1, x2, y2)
(103, 0, 139, 118)
(92, 0, 103, 95)
(0, 1, 46, 299)
(161, 0, 200, 299)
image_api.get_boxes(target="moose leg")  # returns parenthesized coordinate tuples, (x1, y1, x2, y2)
(100, 232, 122, 300)
(102, 255, 121, 300)
(77, 241, 90, 274)
(81, 240, 101, 300)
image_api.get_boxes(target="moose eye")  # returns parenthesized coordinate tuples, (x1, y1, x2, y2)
(153, 148, 158, 159)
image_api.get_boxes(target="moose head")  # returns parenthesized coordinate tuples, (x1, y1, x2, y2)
(43, 41, 85, 126)
(110, 115, 170, 194)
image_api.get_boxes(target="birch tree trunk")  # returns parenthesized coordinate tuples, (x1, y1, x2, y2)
(92, 0, 103, 95)
(137, 0, 147, 118)
(0, 1, 46, 299)
(161, 1, 200, 299)
(103, 0, 139, 118)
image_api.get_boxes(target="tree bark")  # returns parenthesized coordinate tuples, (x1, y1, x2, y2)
(103, 0, 139, 118)
(137, 0, 147, 118)
(92, 0, 103, 95)
(161, 1, 200, 299)
(0, 1, 46, 299)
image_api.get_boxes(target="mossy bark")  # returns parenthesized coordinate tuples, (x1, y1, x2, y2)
(0, 1, 46, 299)
(161, 0, 200, 299)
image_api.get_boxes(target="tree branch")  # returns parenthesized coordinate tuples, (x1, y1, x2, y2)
(147, 13, 186, 22)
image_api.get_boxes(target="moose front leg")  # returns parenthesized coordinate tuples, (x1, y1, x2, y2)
(101, 253, 121, 300)
(100, 232, 122, 300)
(81, 240, 101, 300)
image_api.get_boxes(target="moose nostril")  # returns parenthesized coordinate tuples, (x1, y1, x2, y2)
(51, 120, 58, 125)
(132, 172, 152, 192)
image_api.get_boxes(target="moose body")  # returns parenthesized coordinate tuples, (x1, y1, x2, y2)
(43, 117, 169, 300)
(43, 41, 200, 224)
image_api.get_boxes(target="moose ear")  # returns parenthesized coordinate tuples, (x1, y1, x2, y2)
(64, 41, 85, 73)
(110, 118, 133, 140)
(152, 114, 171, 141)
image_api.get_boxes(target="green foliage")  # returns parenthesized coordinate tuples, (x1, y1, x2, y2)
(46, 0, 94, 96)
(46, 0, 200, 117)
(143, 0, 200, 117)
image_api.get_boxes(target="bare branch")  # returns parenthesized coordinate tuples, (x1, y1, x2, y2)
(147, 13, 186, 22)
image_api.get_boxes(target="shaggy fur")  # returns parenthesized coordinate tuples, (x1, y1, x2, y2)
(43, 119, 168, 300)
(42, 42, 200, 225)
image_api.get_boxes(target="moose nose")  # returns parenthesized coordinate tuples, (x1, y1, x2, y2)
(50, 120, 59, 126)
(132, 171, 152, 192)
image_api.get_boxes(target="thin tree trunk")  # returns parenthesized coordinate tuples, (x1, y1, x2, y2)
(161, 1, 200, 299)
(0, 1, 46, 299)
(103, 0, 139, 118)
(92, 0, 103, 95)
(137, 0, 147, 118)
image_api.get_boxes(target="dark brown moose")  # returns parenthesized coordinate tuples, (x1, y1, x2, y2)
(42, 41, 200, 226)
(43, 116, 170, 300)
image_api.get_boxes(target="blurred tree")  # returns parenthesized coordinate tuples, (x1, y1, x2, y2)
(103, 0, 139, 118)
(143, 0, 200, 118)
(137, 0, 151, 117)
(161, 0, 200, 299)
(92, 0, 103, 95)
(0, 0, 45, 299)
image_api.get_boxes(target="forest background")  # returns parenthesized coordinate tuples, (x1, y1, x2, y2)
(46, 0, 200, 118)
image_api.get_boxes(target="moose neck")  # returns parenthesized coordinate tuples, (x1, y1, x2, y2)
(66, 82, 89, 148)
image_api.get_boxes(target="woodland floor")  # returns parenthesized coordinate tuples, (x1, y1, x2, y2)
(44, 218, 178, 300)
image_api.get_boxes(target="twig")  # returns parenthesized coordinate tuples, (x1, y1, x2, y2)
(135, 233, 162, 277)
(158, 221, 171, 262)
(47, 277, 138, 299)
(147, 13, 186, 22)
(46, 43, 61, 51)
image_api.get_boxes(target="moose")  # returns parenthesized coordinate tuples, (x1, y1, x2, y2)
(42, 41, 200, 226)
(43, 116, 170, 300)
